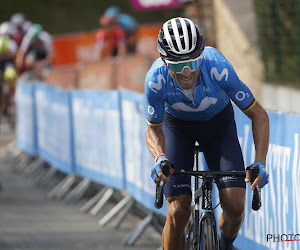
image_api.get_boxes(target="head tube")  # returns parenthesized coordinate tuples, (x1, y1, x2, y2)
(165, 54, 202, 74)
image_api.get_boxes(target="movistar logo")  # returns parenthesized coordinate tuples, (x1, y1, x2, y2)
(210, 67, 229, 81)
(148, 74, 166, 93)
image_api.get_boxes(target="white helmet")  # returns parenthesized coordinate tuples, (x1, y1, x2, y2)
(157, 17, 205, 60)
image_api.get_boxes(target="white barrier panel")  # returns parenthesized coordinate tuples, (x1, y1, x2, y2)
(232, 108, 300, 250)
(71, 90, 124, 190)
(35, 83, 74, 174)
(120, 89, 167, 215)
(15, 81, 37, 156)
(15, 85, 300, 249)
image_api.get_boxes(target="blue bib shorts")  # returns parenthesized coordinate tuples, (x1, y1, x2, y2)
(162, 102, 246, 198)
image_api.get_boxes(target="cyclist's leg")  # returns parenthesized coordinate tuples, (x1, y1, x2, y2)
(163, 195, 192, 250)
(202, 104, 246, 247)
(162, 113, 195, 250)
(218, 187, 245, 237)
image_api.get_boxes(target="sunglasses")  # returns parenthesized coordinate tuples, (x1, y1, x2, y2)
(165, 55, 202, 74)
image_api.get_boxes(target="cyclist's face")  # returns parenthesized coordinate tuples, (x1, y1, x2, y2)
(164, 55, 201, 89)
(169, 66, 200, 89)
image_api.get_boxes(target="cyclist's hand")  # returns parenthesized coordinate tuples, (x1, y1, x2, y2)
(245, 162, 269, 190)
(150, 158, 174, 184)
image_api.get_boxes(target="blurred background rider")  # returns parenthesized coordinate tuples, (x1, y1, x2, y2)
(15, 23, 53, 80)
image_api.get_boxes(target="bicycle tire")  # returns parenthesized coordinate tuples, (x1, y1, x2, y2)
(199, 218, 218, 250)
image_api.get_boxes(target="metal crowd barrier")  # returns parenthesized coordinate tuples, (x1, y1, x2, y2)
(12, 80, 300, 250)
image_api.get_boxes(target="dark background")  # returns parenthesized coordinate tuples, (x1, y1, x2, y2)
(2, 0, 300, 84)
(0, 0, 183, 35)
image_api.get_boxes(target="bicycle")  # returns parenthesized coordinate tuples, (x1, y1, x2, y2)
(155, 145, 262, 250)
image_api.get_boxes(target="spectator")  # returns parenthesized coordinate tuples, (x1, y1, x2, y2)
(15, 23, 53, 79)
(95, 14, 127, 59)
(100, 6, 138, 55)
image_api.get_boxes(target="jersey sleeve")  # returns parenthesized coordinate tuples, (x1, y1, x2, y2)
(212, 55, 256, 112)
(144, 68, 166, 125)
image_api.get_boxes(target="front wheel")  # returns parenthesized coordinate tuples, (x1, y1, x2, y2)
(199, 218, 218, 250)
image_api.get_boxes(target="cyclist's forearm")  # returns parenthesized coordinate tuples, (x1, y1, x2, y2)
(252, 117, 269, 164)
(146, 124, 166, 159)
(247, 102, 269, 164)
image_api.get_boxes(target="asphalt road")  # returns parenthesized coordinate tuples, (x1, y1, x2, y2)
(0, 131, 162, 250)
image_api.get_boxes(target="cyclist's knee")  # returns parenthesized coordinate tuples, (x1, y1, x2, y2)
(225, 201, 245, 221)
(221, 188, 245, 220)
(167, 195, 191, 224)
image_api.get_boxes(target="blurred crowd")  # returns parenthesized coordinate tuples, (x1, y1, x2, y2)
(0, 13, 54, 125)
(0, 7, 138, 126)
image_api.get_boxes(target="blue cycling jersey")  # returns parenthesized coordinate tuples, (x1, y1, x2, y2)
(145, 47, 256, 124)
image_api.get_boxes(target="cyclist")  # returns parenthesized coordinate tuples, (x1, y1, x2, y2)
(15, 23, 53, 79)
(145, 17, 269, 250)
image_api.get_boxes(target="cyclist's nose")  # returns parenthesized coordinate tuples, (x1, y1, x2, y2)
(180, 67, 193, 75)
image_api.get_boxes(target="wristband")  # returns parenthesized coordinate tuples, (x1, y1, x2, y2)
(155, 153, 166, 162)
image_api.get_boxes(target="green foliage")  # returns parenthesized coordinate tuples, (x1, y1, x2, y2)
(0, 0, 183, 35)
(254, 0, 300, 84)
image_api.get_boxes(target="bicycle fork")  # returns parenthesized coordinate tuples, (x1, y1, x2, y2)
(192, 147, 218, 250)
(192, 147, 200, 248)
(199, 178, 218, 250)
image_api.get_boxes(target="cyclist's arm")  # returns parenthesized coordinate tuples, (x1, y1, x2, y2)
(211, 54, 269, 159)
(146, 123, 166, 159)
(209, 55, 269, 187)
(146, 123, 173, 183)
(145, 65, 173, 182)
(244, 101, 269, 187)
(144, 62, 168, 157)
(244, 101, 269, 164)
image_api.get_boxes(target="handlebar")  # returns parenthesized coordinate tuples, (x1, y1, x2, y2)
(173, 170, 246, 177)
(155, 168, 261, 211)
(248, 165, 262, 211)
(154, 161, 173, 209)
(154, 180, 165, 209)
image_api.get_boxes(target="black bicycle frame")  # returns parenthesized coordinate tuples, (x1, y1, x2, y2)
(192, 145, 217, 249)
